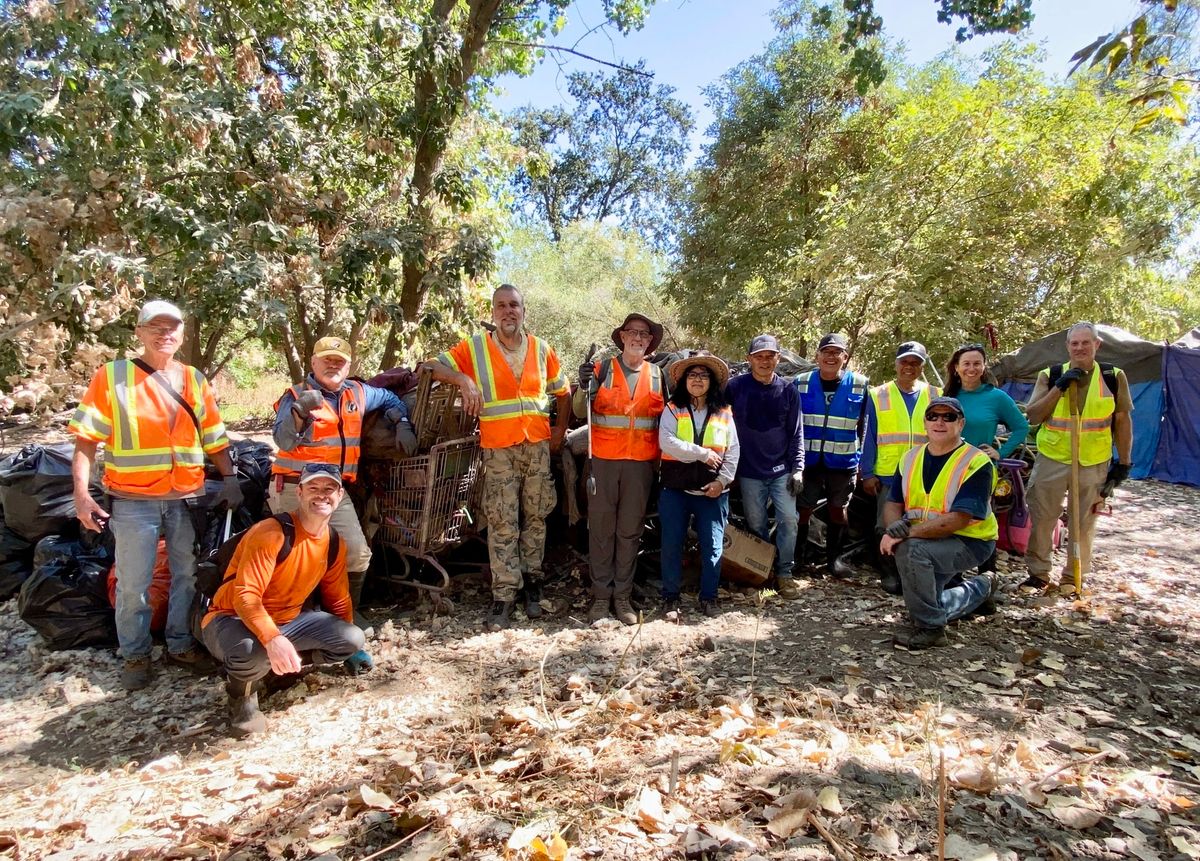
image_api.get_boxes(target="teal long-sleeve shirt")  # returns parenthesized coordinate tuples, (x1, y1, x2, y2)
(955, 383, 1029, 458)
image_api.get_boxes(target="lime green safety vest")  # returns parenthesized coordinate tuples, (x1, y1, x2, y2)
(1036, 363, 1119, 467)
(870, 381, 940, 477)
(899, 444, 998, 541)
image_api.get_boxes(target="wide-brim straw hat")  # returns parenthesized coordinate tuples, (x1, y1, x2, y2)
(669, 350, 730, 388)
(611, 313, 664, 355)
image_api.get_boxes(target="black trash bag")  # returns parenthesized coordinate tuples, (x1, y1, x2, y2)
(198, 505, 256, 560)
(0, 443, 102, 543)
(18, 535, 117, 650)
(0, 513, 35, 600)
(202, 439, 273, 521)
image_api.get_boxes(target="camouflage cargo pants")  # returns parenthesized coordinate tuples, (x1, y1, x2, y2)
(482, 440, 557, 602)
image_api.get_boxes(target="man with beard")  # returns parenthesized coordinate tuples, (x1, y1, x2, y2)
(423, 285, 571, 630)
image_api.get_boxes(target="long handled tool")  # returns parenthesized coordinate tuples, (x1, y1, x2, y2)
(585, 378, 597, 497)
(1067, 381, 1083, 596)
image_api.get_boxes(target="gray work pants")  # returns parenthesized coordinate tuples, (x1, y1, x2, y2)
(201, 611, 365, 683)
(588, 458, 655, 601)
(1024, 455, 1109, 581)
(896, 537, 994, 628)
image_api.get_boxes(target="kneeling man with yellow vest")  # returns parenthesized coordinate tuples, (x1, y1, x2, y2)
(879, 396, 998, 650)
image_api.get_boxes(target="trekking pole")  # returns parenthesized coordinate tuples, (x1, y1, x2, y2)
(585, 381, 598, 497)
(1067, 381, 1083, 597)
(223, 507, 234, 543)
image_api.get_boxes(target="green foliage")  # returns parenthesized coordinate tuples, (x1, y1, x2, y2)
(497, 222, 678, 368)
(509, 62, 693, 247)
(671, 16, 1200, 381)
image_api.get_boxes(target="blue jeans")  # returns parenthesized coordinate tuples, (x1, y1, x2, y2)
(896, 537, 994, 628)
(659, 488, 729, 602)
(110, 497, 197, 659)
(738, 475, 799, 579)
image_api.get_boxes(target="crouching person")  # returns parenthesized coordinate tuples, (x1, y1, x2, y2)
(200, 464, 370, 736)
(879, 397, 998, 650)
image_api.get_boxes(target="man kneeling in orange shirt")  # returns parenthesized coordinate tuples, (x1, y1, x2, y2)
(200, 463, 369, 736)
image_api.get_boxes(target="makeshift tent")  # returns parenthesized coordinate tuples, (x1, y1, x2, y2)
(991, 324, 1200, 486)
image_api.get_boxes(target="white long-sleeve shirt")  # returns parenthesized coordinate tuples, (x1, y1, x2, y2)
(659, 404, 741, 493)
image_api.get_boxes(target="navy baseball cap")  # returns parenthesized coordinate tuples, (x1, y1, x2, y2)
(925, 396, 964, 419)
(896, 341, 928, 362)
(818, 333, 849, 351)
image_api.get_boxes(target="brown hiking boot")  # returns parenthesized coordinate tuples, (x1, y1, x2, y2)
(612, 596, 638, 626)
(777, 578, 801, 599)
(121, 656, 153, 691)
(226, 680, 267, 737)
(164, 647, 218, 675)
(587, 597, 610, 623)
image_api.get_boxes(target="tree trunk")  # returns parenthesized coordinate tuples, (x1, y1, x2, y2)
(280, 321, 304, 382)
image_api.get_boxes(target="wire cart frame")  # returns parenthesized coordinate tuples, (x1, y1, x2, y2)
(375, 435, 483, 610)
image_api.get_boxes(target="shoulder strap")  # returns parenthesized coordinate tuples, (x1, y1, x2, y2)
(132, 357, 202, 437)
(1099, 362, 1118, 397)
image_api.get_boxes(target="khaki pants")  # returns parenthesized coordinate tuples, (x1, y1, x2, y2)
(268, 482, 372, 574)
(482, 441, 556, 602)
(588, 458, 655, 601)
(1024, 455, 1109, 581)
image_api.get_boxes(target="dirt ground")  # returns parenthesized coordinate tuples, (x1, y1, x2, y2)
(0, 436, 1198, 860)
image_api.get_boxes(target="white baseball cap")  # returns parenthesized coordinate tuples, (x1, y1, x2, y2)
(138, 300, 185, 324)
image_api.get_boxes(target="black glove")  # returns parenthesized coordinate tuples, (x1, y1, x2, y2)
(292, 389, 324, 418)
(785, 471, 803, 497)
(885, 518, 911, 540)
(212, 475, 244, 510)
(1054, 368, 1085, 392)
(1107, 462, 1131, 486)
(578, 361, 595, 392)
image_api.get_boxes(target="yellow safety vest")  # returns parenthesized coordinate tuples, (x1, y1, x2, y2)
(870, 381, 940, 477)
(899, 443, 998, 541)
(1036, 363, 1118, 467)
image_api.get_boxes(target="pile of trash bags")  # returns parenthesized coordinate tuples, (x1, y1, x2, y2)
(4, 439, 274, 651)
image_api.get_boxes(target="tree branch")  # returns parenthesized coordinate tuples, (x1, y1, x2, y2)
(490, 42, 652, 75)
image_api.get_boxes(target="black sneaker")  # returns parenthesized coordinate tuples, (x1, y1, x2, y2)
(892, 626, 948, 650)
(486, 600, 514, 631)
(698, 599, 721, 618)
(880, 573, 903, 596)
(661, 597, 681, 623)
(966, 574, 1000, 619)
(524, 583, 543, 619)
(828, 557, 854, 580)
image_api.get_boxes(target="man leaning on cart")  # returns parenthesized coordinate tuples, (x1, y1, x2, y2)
(422, 284, 571, 631)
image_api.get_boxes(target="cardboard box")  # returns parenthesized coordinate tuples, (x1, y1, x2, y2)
(721, 523, 776, 586)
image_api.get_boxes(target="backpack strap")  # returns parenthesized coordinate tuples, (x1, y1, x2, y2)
(1047, 362, 1119, 397)
(326, 527, 340, 572)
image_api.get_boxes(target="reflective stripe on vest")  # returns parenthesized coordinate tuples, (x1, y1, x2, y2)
(871, 381, 939, 477)
(273, 381, 367, 481)
(660, 403, 732, 460)
(795, 370, 867, 470)
(1036, 363, 1118, 467)
(899, 444, 998, 541)
(590, 358, 664, 461)
(462, 333, 566, 449)
(102, 360, 209, 490)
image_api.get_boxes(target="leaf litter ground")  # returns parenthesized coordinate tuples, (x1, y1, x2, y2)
(0, 480, 1198, 860)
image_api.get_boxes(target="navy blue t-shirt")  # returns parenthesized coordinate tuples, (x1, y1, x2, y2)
(889, 444, 994, 521)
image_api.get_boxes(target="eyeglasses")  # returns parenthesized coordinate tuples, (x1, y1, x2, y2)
(686, 371, 710, 380)
(623, 328, 652, 338)
(925, 412, 960, 423)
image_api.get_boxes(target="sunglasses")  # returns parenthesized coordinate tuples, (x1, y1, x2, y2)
(301, 464, 342, 477)
(925, 412, 961, 423)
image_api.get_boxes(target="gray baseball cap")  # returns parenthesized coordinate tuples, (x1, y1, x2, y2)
(748, 334, 780, 355)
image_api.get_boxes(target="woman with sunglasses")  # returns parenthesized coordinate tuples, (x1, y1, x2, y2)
(943, 344, 1029, 461)
(658, 352, 740, 620)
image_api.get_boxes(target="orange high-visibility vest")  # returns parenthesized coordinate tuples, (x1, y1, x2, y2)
(590, 358, 665, 462)
(69, 359, 229, 497)
(438, 333, 569, 450)
(272, 381, 367, 482)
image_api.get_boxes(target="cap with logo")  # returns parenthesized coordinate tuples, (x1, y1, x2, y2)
(818, 333, 849, 352)
(895, 341, 928, 363)
(313, 336, 352, 362)
(298, 463, 344, 486)
(748, 334, 780, 355)
(138, 300, 185, 325)
(925, 396, 964, 418)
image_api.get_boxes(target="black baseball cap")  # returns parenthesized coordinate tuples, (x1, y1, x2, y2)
(896, 341, 928, 362)
(925, 396, 964, 419)
(818, 333, 849, 351)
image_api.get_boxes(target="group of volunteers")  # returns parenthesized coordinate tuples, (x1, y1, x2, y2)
(66, 290, 1133, 736)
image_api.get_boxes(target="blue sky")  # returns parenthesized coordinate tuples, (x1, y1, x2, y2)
(494, 0, 1143, 159)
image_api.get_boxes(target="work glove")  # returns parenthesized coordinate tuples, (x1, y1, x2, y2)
(884, 518, 911, 540)
(578, 361, 595, 392)
(1054, 368, 1085, 392)
(1107, 462, 1131, 487)
(292, 389, 324, 419)
(212, 475, 245, 510)
(786, 471, 803, 496)
(344, 649, 374, 675)
(383, 406, 418, 455)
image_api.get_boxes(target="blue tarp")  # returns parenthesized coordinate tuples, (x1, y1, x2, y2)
(1151, 345, 1200, 486)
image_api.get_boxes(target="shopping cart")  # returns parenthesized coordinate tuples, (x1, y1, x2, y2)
(374, 435, 483, 612)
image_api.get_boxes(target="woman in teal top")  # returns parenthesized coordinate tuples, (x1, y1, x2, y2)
(943, 344, 1030, 460)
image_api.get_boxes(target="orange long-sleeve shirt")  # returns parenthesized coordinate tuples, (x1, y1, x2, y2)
(202, 517, 350, 644)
